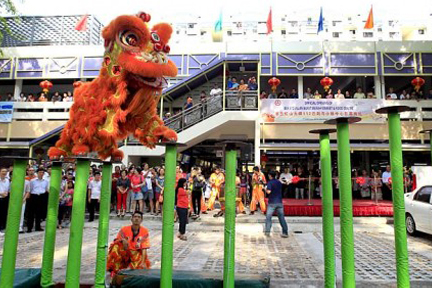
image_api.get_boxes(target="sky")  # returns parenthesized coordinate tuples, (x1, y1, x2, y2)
(10, 0, 432, 25)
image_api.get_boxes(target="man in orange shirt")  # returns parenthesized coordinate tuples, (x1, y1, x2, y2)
(207, 167, 225, 211)
(107, 211, 150, 277)
(250, 166, 267, 215)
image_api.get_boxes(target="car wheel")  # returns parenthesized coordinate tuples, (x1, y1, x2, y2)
(406, 214, 417, 236)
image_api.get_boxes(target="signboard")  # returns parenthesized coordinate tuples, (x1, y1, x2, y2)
(261, 99, 386, 123)
(0, 102, 14, 123)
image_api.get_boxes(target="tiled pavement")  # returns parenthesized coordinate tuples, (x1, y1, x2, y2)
(1, 213, 432, 287)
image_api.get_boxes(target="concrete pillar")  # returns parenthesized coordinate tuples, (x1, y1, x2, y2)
(13, 79, 23, 100)
(380, 76, 386, 99)
(374, 76, 382, 99)
(254, 120, 261, 166)
(298, 76, 304, 99)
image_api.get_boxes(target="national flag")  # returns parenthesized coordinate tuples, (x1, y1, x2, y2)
(364, 6, 374, 29)
(317, 7, 323, 34)
(214, 11, 222, 33)
(75, 14, 89, 32)
(266, 8, 273, 35)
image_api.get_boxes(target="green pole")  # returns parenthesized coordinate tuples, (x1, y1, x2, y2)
(319, 133, 336, 288)
(160, 144, 177, 288)
(41, 161, 63, 288)
(336, 122, 356, 287)
(0, 159, 27, 288)
(94, 162, 113, 288)
(388, 112, 410, 287)
(223, 147, 237, 288)
(65, 159, 90, 288)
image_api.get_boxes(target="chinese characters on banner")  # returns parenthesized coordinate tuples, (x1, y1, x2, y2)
(0, 102, 14, 123)
(261, 99, 386, 123)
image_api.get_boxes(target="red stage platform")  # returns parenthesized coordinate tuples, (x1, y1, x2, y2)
(276, 199, 393, 217)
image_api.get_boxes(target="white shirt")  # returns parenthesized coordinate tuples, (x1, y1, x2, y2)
(382, 171, 392, 184)
(279, 173, 293, 185)
(0, 178, 10, 197)
(335, 93, 345, 99)
(30, 178, 49, 195)
(142, 170, 153, 190)
(23, 180, 30, 196)
(210, 88, 222, 97)
(89, 180, 102, 199)
(387, 93, 398, 100)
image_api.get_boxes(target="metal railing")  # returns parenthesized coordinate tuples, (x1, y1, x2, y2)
(164, 91, 259, 133)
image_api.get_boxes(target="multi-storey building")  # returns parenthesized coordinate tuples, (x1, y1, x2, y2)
(0, 14, 431, 171)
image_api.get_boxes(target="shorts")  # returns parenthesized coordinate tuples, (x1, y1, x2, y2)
(132, 192, 143, 201)
(143, 189, 154, 201)
(155, 191, 161, 202)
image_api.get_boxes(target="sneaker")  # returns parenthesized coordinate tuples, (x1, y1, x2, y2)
(0, 231, 4, 236)
(249, 211, 255, 215)
(281, 234, 289, 238)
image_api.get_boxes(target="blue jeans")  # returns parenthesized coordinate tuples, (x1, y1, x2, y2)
(265, 203, 288, 235)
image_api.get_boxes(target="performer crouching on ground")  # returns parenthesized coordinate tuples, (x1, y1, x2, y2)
(107, 211, 150, 277)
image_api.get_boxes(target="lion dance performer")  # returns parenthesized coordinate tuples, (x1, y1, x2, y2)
(48, 11, 178, 160)
(107, 211, 150, 277)
(250, 166, 267, 215)
(207, 166, 225, 211)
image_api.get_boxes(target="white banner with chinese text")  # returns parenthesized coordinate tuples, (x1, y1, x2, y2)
(260, 99, 386, 123)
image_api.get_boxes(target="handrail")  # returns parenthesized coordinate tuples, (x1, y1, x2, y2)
(163, 90, 259, 133)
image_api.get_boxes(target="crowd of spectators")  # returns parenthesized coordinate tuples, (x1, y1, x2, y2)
(0, 158, 415, 236)
(1, 91, 74, 102)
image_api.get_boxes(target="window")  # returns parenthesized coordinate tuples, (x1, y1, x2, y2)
(389, 32, 398, 38)
(389, 21, 394, 26)
(281, 30, 286, 35)
(378, 28, 383, 32)
(332, 32, 340, 38)
(414, 187, 432, 203)
(363, 32, 373, 38)
(419, 29, 425, 35)
(227, 30, 232, 36)
(350, 30, 356, 35)
(188, 23, 195, 29)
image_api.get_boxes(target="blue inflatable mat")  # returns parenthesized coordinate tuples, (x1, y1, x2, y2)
(0, 268, 41, 288)
(115, 269, 270, 288)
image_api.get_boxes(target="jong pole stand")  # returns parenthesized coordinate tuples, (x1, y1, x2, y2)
(324, 117, 361, 287)
(375, 105, 411, 287)
(156, 141, 186, 288)
(0, 156, 35, 288)
(309, 129, 337, 288)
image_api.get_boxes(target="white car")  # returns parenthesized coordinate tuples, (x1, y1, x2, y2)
(405, 186, 432, 235)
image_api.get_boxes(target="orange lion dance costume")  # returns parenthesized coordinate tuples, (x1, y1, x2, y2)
(48, 12, 178, 160)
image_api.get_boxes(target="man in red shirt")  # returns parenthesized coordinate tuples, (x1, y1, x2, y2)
(107, 211, 150, 277)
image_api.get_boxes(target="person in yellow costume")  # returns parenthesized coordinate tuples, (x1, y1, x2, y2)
(207, 166, 225, 211)
(250, 166, 267, 215)
(214, 169, 246, 217)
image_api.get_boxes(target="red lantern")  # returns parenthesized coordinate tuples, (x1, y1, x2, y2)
(291, 175, 300, 184)
(39, 80, 53, 93)
(268, 77, 281, 93)
(411, 77, 425, 92)
(320, 77, 333, 92)
(356, 177, 366, 185)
